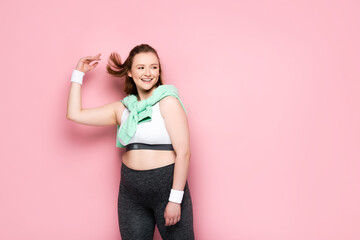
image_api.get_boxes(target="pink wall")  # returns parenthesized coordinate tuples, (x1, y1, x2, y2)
(1, 0, 359, 239)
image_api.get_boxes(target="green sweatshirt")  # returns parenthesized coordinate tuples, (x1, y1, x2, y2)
(116, 84, 187, 148)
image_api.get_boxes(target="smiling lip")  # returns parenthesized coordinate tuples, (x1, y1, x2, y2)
(141, 78, 153, 82)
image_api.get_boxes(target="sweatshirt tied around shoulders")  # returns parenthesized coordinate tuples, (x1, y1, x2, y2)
(116, 84, 187, 148)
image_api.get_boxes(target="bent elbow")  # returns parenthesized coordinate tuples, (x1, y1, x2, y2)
(66, 114, 75, 121)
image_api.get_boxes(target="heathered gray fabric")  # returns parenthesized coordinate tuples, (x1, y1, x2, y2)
(118, 162, 195, 240)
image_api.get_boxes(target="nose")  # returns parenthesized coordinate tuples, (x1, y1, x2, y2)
(145, 67, 151, 76)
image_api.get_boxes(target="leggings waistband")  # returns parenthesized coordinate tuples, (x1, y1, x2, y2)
(121, 162, 175, 173)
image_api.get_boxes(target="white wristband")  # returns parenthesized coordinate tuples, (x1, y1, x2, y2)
(168, 189, 184, 204)
(70, 69, 85, 85)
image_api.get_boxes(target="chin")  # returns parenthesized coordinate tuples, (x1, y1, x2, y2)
(141, 84, 155, 91)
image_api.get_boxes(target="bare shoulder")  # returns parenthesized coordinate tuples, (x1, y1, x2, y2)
(158, 96, 183, 119)
(159, 96, 179, 105)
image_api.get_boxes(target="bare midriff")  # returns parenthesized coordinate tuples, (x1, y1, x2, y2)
(122, 149, 176, 170)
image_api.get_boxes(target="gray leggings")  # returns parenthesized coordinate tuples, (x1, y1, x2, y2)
(118, 162, 195, 240)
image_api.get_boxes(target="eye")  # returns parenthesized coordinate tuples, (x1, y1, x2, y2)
(138, 66, 158, 69)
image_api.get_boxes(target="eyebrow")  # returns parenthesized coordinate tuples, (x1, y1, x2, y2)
(136, 63, 159, 66)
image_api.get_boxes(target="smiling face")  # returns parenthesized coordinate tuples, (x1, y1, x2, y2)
(127, 52, 160, 95)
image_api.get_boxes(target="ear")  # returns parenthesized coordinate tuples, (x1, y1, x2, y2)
(127, 70, 132, 78)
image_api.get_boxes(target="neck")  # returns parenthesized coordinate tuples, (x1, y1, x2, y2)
(137, 86, 157, 101)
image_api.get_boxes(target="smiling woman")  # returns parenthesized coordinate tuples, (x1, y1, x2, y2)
(126, 52, 161, 98)
(66, 44, 195, 240)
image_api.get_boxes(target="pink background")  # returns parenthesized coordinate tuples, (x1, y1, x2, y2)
(1, 0, 359, 239)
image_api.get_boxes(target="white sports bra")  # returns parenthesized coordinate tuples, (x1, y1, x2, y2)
(118, 102, 172, 146)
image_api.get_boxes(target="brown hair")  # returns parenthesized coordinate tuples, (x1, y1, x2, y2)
(106, 43, 164, 96)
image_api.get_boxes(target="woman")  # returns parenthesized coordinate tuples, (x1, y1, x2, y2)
(66, 44, 195, 240)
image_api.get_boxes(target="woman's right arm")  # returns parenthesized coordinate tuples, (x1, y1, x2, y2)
(66, 53, 124, 126)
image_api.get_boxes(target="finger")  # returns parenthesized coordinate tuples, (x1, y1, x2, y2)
(166, 218, 174, 226)
(170, 218, 175, 225)
(92, 53, 101, 59)
(91, 53, 101, 60)
(81, 54, 101, 62)
(86, 53, 101, 59)
(91, 62, 99, 69)
(81, 56, 92, 60)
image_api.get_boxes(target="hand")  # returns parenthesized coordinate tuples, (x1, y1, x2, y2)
(164, 201, 181, 226)
(75, 53, 101, 74)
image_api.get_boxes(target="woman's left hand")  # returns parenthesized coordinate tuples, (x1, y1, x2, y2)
(164, 201, 181, 226)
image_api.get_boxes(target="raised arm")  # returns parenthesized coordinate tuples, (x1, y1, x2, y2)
(66, 54, 125, 126)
